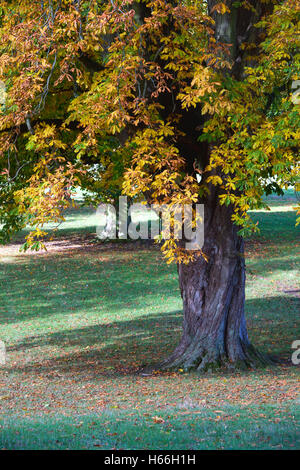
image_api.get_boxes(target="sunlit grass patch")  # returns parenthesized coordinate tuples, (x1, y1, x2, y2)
(0, 190, 299, 449)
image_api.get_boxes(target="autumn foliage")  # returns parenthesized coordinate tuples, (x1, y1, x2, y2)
(0, 0, 299, 260)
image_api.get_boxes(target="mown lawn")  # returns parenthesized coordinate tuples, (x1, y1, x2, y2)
(0, 190, 299, 450)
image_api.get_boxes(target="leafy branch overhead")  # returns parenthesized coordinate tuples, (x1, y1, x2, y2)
(0, 0, 299, 261)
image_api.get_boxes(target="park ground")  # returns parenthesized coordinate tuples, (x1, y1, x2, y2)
(0, 190, 299, 449)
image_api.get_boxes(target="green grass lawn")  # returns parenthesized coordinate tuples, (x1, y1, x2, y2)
(0, 190, 299, 449)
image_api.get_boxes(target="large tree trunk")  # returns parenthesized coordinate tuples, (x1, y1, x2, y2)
(158, 189, 271, 372)
(139, 1, 275, 374)
(152, 1, 275, 373)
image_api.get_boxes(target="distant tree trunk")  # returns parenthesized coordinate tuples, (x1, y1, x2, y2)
(159, 188, 270, 372)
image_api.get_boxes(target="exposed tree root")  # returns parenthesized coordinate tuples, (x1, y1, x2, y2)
(140, 338, 274, 375)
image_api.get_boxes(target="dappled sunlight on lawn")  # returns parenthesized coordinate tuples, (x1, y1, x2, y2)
(0, 192, 299, 440)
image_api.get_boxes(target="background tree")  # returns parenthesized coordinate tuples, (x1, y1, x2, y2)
(0, 0, 299, 370)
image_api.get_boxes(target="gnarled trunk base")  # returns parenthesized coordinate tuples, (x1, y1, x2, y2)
(145, 198, 273, 374)
(159, 328, 272, 373)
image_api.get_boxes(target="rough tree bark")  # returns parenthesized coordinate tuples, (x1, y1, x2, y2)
(159, 187, 271, 372)
(127, 1, 276, 373)
(152, 1, 275, 372)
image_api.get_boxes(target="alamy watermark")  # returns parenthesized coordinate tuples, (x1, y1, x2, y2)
(96, 197, 204, 250)
(291, 340, 300, 365)
(291, 80, 300, 105)
(0, 340, 6, 365)
(0, 80, 6, 106)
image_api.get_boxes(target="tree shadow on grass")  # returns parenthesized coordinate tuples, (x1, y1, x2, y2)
(5, 310, 182, 378)
(0, 235, 298, 326)
(0, 244, 173, 325)
(0, 204, 298, 377)
(3, 294, 299, 378)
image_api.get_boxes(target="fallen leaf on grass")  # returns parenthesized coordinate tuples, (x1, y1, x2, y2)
(152, 416, 165, 424)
